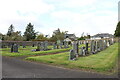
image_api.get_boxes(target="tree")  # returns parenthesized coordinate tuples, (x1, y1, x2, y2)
(23, 23, 37, 41)
(114, 21, 120, 37)
(7, 24, 14, 36)
(4, 31, 24, 41)
(36, 34, 48, 41)
(0, 33, 4, 40)
(78, 32, 90, 40)
(50, 28, 65, 41)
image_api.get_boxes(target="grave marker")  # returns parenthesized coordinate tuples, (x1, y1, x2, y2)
(69, 49, 76, 60)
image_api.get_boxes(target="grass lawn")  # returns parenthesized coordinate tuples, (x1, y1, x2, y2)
(1, 47, 71, 57)
(26, 43, 118, 73)
(1, 44, 85, 57)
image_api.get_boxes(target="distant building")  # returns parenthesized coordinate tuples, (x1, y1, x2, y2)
(91, 33, 114, 40)
(64, 34, 77, 41)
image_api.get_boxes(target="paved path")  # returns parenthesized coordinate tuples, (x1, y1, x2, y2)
(2, 56, 118, 78)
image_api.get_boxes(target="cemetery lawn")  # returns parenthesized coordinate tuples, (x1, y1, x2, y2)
(1, 47, 71, 57)
(26, 43, 118, 73)
(1, 44, 86, 57)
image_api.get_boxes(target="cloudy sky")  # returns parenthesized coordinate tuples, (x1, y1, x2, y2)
(0, 0, 119, 37)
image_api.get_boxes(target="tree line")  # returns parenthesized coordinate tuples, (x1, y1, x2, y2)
(0, 23, 65, 41)
(0, 21, 119, 41)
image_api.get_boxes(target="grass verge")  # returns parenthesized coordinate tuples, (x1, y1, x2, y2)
(26, 43, 118, 73)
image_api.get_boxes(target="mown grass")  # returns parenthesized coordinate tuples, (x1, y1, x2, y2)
(1, 44, 85, 57)
(26, 43, 118, 73)
(1, 47, 70, 57)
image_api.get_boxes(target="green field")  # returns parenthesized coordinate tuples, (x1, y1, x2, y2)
(26, 43, 118, 73)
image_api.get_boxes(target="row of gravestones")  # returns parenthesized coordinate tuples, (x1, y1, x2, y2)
(69, 39, 115, 60)
(9, 40, 70, 53)
(36, 41, 48, 51)
(35, 41, 69, 51)
(1, 41, 42, 49)
(53, 41, 69, 49)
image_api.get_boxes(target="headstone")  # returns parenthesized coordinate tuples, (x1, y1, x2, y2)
(66, 42, 69, 48)
(40, 42, 44, 50)
(85, 42, 89, 54)
(73, 41, 79, 57)
(36, 43, 41, 51)
(79, 47, 86, 56)
(84, 41, 86, 44)
(69, 49, 76, 60)
(99, 40, 103, 51)
(31, 49, 36, 52)
(11, 44, 19, 53)
(11, 43, 14, 52)
(97, 41, 101, 51)
(111, 38, 113, 44)
(90, 40, 96, 54)
(13, 44, 18, 52)
(53, 42, 57, 49)
(64, 41, 67, 48)
(32, 44, 35, 47)
(76, 42, 79, 54)
(44, 41, 48, 50)
(95, 41, 99, 52)
(18, 45, 20, 48)
(8, 43, 11, 48)
(107, 41, 110, 47)
(23, 43, 26, 48)
(103, 40, 107, 49)
(1, 44, 6, 48)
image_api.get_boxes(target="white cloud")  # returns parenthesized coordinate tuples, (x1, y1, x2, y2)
(0, 0, 55, 34)
(0, 0, 118, 37)
(50, 9, 117, 36)
(61, 0, 96, 8)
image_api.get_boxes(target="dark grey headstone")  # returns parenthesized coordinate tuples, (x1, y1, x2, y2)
(10, 43, 14, 52)
(13, 44, 18, 52)
(23, 43, 26, 48)
(8, 43, 11, 48)
(32, 44, 35, 47)
(85, 42, 89, 54)
(2, 44, 7, 48)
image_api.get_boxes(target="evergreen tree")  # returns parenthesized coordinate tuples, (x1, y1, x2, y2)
(114, 21, 120, 37)
(23, 23, 37, 41)
(7, 24, 14, 36)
